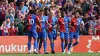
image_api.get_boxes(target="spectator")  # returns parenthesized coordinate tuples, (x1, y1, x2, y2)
(98, 16, 100, 21)
(88, 16, 97, 35)
(16, 0, 24, 6)
(62, 0, 66, 8)
(6, 5, 15, 23)
(17, 6, 25, 22)
(82, 13, 90, 34)
(88, 24, 94, 35)
(74, 0, 82, 14)
(14, 18, 24, 35)
(33, 0, 43, 9)
(0, 26, 2, 36)
(0, 1, 6, 26)
(95, 20, 100, 35)
(54, 0, 62, 8)
(8, 23, 18, 36)
(20, 1, 29, 15)
(24, 0, 28, 6)
(0, 0, 100, 36)
(43, 0, 51, 8)
(96, 0, 100, 6)
(10, 2, 16, 10)
(81, 0, 89, 15)
(97, 6, 100, 16)
(87, 4, 97, 18)
(6, 17, 11, 28)
(1, 21, 8, 36)
(49, 6, 57, 16)
(63, 0, 73, 12)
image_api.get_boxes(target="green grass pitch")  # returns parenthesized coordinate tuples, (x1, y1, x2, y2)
(0, 53, 100, 56)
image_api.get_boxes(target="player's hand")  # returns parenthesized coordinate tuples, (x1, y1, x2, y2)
(37, 25, 40, 29)
(39, 20, 43, 22)
(46, 28, 49, 31)
(61, 22, 65, 24)
(57, 32, 60, 36)
(72, 27, 75, 30)
(29, 19, 32, 25)
(2, 7, 5, 11)
(16, 27, 18, 32)
(48, 24, 52, 27)
(53, 25, 57, 29)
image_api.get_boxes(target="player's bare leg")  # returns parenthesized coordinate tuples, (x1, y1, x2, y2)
(33, 38, 38, 54)
(28, 37, 32, 54)
(43, 38, 49, 54)
(64, 39, 68, 53)
(61, 38, 65, 54)
(71, 38, 79, 52)
(50, 39, 55, 54)
(73, 38, 79, 46)
(38, 38, 43, 54)
(68, 39, 73, 54)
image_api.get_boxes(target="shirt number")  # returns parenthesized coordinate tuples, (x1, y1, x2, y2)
(30, 19, 34, 24)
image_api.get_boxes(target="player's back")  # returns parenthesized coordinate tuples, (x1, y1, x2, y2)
(27, 14, 37, 32)
(31, 14, 37, 31)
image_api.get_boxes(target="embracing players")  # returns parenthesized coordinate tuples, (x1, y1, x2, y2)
(68, 12, 84, 54)
(27, 9, 39, 54)
(57, 11, 70, 54)
(37, 9, 49, 54)
(47, 11, 58, 54)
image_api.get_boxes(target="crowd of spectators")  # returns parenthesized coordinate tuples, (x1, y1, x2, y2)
(0, 0, 100, 36)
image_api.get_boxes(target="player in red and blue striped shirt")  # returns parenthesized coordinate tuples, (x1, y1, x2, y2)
(37, 9, 49, 54)
(68, 12, 84, 54)
(47, 11, 58, 54)
(58, 12, 70, 54)
(27, 9, 39, 54)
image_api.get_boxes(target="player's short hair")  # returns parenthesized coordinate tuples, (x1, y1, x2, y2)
(10, 23, 14, 26)
(18, 6, 22, 10)
(36, 8, 40, 13)
(29, 9, 36, 14)
(72, 11, 79, 15)
(40, 9, 44, 12)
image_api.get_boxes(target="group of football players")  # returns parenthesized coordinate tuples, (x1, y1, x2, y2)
(27, 8, 84, 54)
